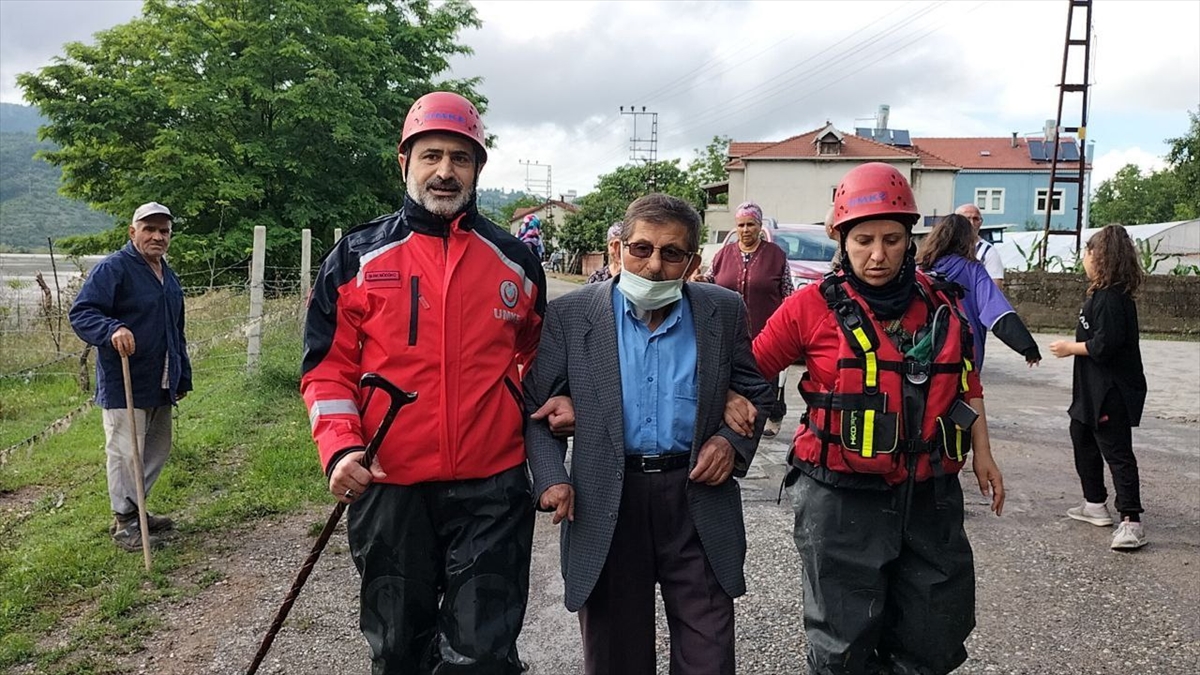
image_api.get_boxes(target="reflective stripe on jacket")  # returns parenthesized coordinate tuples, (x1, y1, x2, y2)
(753, 271, 983, 485)
(301, 202, 546, 484)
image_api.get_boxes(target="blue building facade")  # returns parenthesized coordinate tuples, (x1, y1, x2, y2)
(953, 169, 1084, 231)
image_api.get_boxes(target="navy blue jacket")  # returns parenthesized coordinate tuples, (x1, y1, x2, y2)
(69, 242, 193, 409)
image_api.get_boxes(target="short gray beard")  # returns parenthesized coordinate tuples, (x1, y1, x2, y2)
(407, 173, 473, 218)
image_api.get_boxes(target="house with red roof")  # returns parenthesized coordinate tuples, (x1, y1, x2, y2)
(709, 119, 1089, 244)
(507, 199, 579, 238)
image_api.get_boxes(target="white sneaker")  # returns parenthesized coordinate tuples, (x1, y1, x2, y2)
(1067, 501, 1114, 527)
(1111, 519, 1148, 550)
(763, 419, 781, 438)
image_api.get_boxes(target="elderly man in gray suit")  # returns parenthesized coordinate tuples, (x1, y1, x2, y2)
(524, 193, 774, 674)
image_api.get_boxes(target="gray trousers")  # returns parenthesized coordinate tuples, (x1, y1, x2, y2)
(101, 405, 173, 517)
(789, 471, 975, 675)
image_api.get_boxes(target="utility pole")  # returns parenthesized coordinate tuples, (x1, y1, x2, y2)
(518, 159, 552, 201)
(1039, 0, 1093, 269)
(620, 105, 659, 189)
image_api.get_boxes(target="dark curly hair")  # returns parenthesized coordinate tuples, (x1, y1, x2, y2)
(1086, 224, 1143, 296)
(916, 214, 977, 269)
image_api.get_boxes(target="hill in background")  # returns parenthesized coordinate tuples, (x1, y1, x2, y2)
(0, 103, 116, 252)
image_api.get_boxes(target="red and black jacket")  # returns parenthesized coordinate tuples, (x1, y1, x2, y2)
(753, 271, 982, 485)
(301, 196, 546, 485)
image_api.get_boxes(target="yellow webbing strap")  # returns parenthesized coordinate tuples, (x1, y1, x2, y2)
(862, 409, 876, 458)
(960, 358, 974, 392)
(851, 326, 872, 353)
(952, 426, 963, 462)
(864, 351, 879, 389)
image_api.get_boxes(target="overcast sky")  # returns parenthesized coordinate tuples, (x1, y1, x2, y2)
(2, 0, 1197, 198)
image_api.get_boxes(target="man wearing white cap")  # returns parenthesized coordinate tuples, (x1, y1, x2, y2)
(70, 201, 192, 551)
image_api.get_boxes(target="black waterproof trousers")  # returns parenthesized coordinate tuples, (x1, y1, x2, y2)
(347, 464, 535, 675)
(789, 470, 975, 675)
(1070, 390, 1143, 520)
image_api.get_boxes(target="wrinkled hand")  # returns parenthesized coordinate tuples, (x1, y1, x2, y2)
(1047, 340, 1073, 359)
(329, 449, 387, 504)
(531, 395, 575, 436)
(689, 268, 708, 282)
(539, 483, 575, 524)
(972, 453, 1005, 516)
(689, 436, 735, 486)
(175, 391, 188, 401)
(723, 391, 756, 438)
(111, 326, 136, 357)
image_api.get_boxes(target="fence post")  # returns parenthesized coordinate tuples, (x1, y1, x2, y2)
(333, 228, 343, 244)
(300, 228, 312, 319)
(248, 225, 266, 373)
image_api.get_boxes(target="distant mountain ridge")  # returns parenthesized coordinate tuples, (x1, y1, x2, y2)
(0, 103, 116, 251)
(0, 102, 46, 134)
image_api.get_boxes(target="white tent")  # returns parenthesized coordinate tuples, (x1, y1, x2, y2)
(995, 220, 1200, 274)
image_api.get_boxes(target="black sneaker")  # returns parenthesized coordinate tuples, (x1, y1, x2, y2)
(111, 517, 160, 552)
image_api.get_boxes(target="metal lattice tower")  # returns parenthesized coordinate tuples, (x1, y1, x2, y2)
(1039, 0, 1094, 268)
(620, 106, 659, 188)
(519, 160, 552, 201)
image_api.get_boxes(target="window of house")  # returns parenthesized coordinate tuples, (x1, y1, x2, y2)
(829, 186, 838, 204)
(974, 188, 1004, 214)
(1035, 188, 1065, 214)
(818, 139, 840, 155)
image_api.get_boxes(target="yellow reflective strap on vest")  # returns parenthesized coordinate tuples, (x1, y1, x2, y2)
(952, 427, 963, 462)
(862, 409, 876, 458)
(851, 326, 872, 353)
(864, 351, 879, 389)
(960, 358, 974, 392)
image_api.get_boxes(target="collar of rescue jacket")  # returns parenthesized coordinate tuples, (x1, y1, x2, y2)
(402, 194, 479, 236)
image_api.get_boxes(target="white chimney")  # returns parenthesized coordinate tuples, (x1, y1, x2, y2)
(1011, 132, 1018, 148)
(877, 104, 890, 131)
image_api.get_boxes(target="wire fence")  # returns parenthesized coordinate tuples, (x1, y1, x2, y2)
(1, 246, 311, 461)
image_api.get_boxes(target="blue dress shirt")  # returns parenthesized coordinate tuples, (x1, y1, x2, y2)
(612, 283, 698, 456)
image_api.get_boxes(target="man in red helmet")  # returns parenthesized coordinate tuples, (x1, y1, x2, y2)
(728, 163, 1006, 674)
(302, 91, 547, 674)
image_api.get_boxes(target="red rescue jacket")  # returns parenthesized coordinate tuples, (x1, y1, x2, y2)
(753, 271, 982, 485)
(301, 198, 546, 484)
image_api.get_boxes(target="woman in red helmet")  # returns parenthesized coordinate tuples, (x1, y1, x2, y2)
(730, 163, 1005, 674)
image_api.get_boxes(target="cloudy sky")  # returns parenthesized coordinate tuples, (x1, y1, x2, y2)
(2, 0, 1197, 198)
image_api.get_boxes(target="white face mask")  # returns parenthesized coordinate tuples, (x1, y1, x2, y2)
(617, 268, 685, 311)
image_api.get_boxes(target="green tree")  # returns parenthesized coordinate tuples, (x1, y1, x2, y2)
(1164, 108, 1200, 219)
(1088, 164, 1185, 226)
(499, 194, 541, 227)
(18, 0, 483, 279)
(557, 160, 703, 271)
(1089, 109, 1199, 226)
(687, 134, 731, 199)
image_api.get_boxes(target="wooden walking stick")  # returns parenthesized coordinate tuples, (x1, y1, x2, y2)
(245, 373, 416, 675)
(120, 354, 152, 571)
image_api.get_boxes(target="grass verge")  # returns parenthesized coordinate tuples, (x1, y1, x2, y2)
(0, 314, 323, 673)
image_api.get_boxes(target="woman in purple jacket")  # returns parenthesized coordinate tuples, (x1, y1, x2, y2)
(699, 201, 792, 436)
(916, 214, 1041, 368)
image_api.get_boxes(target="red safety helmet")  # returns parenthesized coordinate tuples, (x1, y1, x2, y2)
(399, 91, 487, 163)
(831, 162, 920, 233)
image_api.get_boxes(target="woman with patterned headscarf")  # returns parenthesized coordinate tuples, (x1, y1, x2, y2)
(519, 213, 545, 259)
(587, 221, 624, 284)
(699, 201, 792, 436)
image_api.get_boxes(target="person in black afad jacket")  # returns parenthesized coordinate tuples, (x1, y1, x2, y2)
(1049, 225, 1149, 551)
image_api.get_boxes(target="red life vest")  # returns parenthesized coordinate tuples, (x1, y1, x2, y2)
(794, 272, 976, 485)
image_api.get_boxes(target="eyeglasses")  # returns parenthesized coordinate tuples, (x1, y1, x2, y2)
(623, 241, 694, 264)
